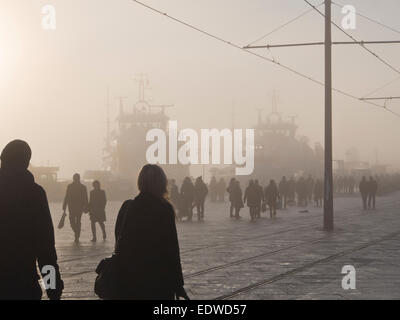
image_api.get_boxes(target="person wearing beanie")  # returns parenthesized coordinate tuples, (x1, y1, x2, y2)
(0, 140, 63, 300)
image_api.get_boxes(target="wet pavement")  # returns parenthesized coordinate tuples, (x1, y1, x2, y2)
(50, 191, 400, 300)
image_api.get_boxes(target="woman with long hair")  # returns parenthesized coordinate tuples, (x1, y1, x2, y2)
(114, 164, 187, 300)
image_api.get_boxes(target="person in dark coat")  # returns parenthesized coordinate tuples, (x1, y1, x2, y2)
(89, 180, 107, 242)
(244, 180, 258, 221)
(367, 176, 378, 210)
(265, 179, 279, 218)
(114, 164, 187, 300)
(305, 175, 314, 204)
(194, 176, 208, 221)
(254, 179, 263, 218)
(313, 179, 323, 207)
(287, 176, 296, 205)
(226, 178, 237, 218)
(0, 140, 63, 300)
(296, 177, 307, 207)
(278, 176, 289, 209)
(359, 176, 368, 210)
(62, 173, 89, 242)
(231, 180, 244, 219)
(180, 177, 195, 221)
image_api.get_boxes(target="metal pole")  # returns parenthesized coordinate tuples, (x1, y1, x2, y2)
(324, 0, 334, 231)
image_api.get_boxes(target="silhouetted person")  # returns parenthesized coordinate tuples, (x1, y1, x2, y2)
(367, 176, 378, 210)
(194, 176, 208, 221)
(359, 176, 368, 210)
(278, 176, 289, 209)
(180, 177, 195, 221)
(296, 177, 307, 206)
(63, 173, 88, 242)
(209, 176, 218, 202)
(265, 180, 279, 218)
(306, 175, 314, 203)
(288, 177, 296, 205)
(114, 164, 187, 299)
(254, 179, 263, 218)
(0, 140, 63, 299)
(226, 178, 237, 218)
(89, 180, 107, 242)
(313, 179, 323, 207)
(244, 180, 258, 221)
(169, 179, 180, 209)
(231, 180, 244, 218)
(217, 177, 226, 202)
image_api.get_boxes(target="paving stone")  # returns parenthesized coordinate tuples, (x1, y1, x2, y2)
(49, 192, 400, 299)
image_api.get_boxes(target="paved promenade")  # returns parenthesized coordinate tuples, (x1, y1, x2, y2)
(49, 191, 400, 300)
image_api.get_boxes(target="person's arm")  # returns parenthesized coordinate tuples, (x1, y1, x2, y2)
(62, 185, 69, 212)
(36, 187, 63, 300)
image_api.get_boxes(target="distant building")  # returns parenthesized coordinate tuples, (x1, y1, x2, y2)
(103, 77, 189, 195)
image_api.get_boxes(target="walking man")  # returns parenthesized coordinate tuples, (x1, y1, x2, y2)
(194, 176, 208, 221)
(265, 180, 279, 219)
(367, 176, 378, 210)
(63, 173, 88, 242)
(359, 176, 368, 210)
(88, 180, 107, 242)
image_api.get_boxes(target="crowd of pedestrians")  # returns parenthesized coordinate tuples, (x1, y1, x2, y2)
(2, 139, 400, 300)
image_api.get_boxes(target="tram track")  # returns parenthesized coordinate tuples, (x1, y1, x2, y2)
(59, 200, 397, 280)
(214, 229, 400, 300)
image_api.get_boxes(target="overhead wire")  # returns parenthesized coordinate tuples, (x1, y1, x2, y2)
(130, 0, 400, 118)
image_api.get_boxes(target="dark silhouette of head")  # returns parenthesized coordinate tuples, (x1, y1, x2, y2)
(183, 176, 191, 186)
(93, 180, 100, 190)
(362, 176, 366, 181)
(138, 164, 168, 199)
(73, 173, 80, 183)
(0, 140, 31, 170)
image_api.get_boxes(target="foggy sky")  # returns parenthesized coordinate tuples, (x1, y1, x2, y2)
(1, 0, 399, 178)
